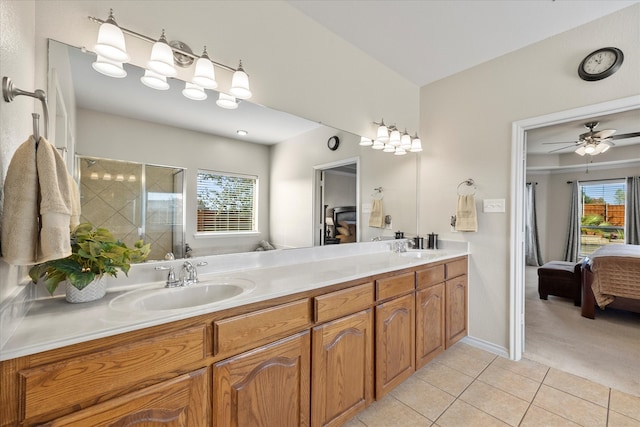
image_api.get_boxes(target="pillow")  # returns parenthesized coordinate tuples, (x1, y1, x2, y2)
(337, 226, 350, 236)
(338, 221, 350, 229)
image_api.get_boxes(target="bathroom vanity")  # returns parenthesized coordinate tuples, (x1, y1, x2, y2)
(0, 243, 468, 426)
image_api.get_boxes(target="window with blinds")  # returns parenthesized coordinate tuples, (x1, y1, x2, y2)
(196, 170, 257, 233)
(579, 179, 626, 256)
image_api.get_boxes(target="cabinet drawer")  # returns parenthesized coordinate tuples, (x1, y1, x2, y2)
(19, 325, 207, 421)
(446, 258, 467, 279)
(416, 264, 445, 289)
(376, 272, 415, 301)
(314, 282, 374, 323)
(214, 298, 311, 356)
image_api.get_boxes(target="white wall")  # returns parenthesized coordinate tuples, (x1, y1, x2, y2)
(77, 108, 271, 255)
(528, 164, 640, 263)
(325, 171, 357, 210)
(0, 0, 36, 302)
(419, 5, 640, 350)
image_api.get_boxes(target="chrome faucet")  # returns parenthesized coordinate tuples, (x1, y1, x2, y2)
(154, 265, 181, 288)
(180, 261, 199, 286)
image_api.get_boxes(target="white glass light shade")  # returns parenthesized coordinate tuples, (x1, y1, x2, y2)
(230, 61, 252, 99)
(94, 20, 129, 63)
(90, 172, 99, 180)
(147, 32, 177, 77)
(400, 131, 412, 149)
(216, 92, 238, 109)
(140, 69, 170, 90)
(376, 123, 389, 142)
(359, 137, 373, 146)
(410, 135, 423, 152)
(383, 143, 396, 153)
(103, 173, 112, 181)
(128, 174, 137, 182)
(584, 144, 596, 154)
(389, 129, 401, 147)
(394, 146, 407, 155)
(575, 146, 587, 156)
(92, 55, 127, 78)
(372, 140, 385, 150)
(599, 141, 612, 153)
(182, 82, 207, 100)
(192, 54, 218, 89)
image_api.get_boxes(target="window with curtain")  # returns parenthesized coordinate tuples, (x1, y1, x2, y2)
(196, 170, 258, 233)
(579, 179, 626, 256)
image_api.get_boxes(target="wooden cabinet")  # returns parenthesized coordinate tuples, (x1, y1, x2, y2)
(40, 368, 209, 426)
(213, 331, 311, 427)
(416, 284, 445, 368)
(445, 258, 468, 348)
(375, 292, 415, 398)
(311, 309, 373, 427)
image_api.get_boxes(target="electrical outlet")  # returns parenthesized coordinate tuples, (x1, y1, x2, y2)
(483, 199, 505, 213)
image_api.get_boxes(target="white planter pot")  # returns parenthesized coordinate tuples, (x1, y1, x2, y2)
(65, 275, 107, 303)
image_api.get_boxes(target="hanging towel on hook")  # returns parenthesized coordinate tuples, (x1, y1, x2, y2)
(1, 136, 79, 265)
(455, 194, 478, 232)
(369, 199, 385, 228)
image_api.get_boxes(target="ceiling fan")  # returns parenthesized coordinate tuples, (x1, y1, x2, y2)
(544, 121, 640, 156)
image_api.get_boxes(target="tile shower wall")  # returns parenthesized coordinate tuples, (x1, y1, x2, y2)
(79, 158, 181, 261)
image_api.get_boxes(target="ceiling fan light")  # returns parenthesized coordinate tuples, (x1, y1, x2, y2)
(92, 55, 127, 78)
(359, 136, 373, 146)
(584, 144, 596, 154)
(192, 47, 218, 89)
(147, 30, 177, 77)
(575, 146, 587, 156)
(599, 141, 612, 153)
(182, 82, 207, 100)
(140, 69, 170, 90)
(94, 10, 130, 63)
(216, 92, 239, 109)
(230, 60, 252, 99)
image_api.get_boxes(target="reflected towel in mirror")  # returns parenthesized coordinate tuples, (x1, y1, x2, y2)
(368, 199, 385, 228)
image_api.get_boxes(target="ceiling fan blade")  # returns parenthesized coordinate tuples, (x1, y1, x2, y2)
(542, 141, 578, 145)
(592, 129, 616, 138)
(547, 145, 577, 154)
(611, 131, 640, 140)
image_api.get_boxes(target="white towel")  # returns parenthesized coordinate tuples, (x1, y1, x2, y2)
(455, 194, 478, 232)
(1, 136, 76, 265)
(368, 199, 384, 228)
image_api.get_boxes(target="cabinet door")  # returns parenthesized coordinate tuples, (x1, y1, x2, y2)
(311, 309, 373, 427)
(375, 293, 415, 398)
(214, 331, 311, 427)
(42, 368, 209, 426)
(416, 283, 445, 369)
(446, 275, 468, 348)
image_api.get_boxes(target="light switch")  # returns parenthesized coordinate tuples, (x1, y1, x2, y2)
(483, 199, 505, 213)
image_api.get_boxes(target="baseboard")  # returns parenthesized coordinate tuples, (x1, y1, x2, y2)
(461, 335, 509, 359)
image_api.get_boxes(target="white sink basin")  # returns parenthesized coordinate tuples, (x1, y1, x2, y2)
(399, 249, 446, 259)
(109, 278, 256, 312)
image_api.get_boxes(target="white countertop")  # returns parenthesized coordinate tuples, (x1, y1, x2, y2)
(0, 241, 468, 361)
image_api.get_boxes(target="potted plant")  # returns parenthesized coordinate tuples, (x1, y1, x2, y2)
(29, 223, 151, 303)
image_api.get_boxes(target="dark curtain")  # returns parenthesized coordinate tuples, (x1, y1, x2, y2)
(627, 176, 640, 245)
(525, 183, 543, 266)
(563, 181, 580, 262)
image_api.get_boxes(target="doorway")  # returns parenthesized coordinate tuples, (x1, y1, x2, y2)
(509, 95, 640, 360)
(313, 158, 360, 246)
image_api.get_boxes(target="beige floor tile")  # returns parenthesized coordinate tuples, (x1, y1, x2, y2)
(610, 389, 640, 422)
(415, 361, 475, 397)
(493, 356, 549, 383)
(544, 368, 610, 407)
(434, 346, 493, 378)
(459, 380, 529, 426)
(355, 394, 431, 427)
(607, 410, 640, 427)
(478, 363, 541, 402)
(533, 384, 607, 427)
(519, 405, 582, 427)
(448, 342, 498, 364)
(342, 416, 367, 427)
(390, 376, 456, 421)
(436, 399, 510, 427)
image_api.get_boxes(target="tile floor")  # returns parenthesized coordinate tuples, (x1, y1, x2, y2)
(343, 342, 640, 427)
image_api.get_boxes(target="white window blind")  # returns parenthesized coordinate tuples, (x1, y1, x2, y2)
(579, 179, 626, 256)
(196, 170, 257, 233)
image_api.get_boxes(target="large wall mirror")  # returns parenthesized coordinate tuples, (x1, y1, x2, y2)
(48, 39, 418, 260)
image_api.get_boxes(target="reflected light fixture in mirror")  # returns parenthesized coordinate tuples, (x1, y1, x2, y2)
(182, 82, 207, 100)
(216, 92, 239, 109)
(89, 10, 252, 102)
(92, 55, 126, 78)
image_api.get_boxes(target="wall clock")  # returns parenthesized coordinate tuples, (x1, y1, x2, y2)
(327, 136, 340, 151)
(578, 47, 623, 81)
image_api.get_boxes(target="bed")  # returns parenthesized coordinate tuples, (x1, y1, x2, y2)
(333, 206, 357, 243)
(581, 244, 640, 319)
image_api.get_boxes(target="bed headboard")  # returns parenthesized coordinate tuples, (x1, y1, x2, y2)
(333, 206, 357, 224)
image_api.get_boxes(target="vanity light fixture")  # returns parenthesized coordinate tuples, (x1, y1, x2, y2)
(394, 146, 407, 155)
(92, 55, 127, 78)
(365, 120, 422, 155)
(115, 174, 125, 182)
(389, 129, 401, 147)
(103, 173, 112, 181)
(140, 69, 170, 90)
(371, 140, 385, 150)
(409, 133, 423, 152)
(376, 119, 389, 142)
(216, 93, 239, 109)
(383, 143, 396, 153)
(359, 137, 373, 146)
(89, 10, 253, 102)
(182, 82, 207, 100)
(94, 9, 129, 63)
(128, 174, 137, 182)
(400, 130, 412, 150)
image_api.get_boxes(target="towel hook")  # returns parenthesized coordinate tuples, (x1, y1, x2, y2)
(2, 76, 49, 141)
(457, 178, 476, 196)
